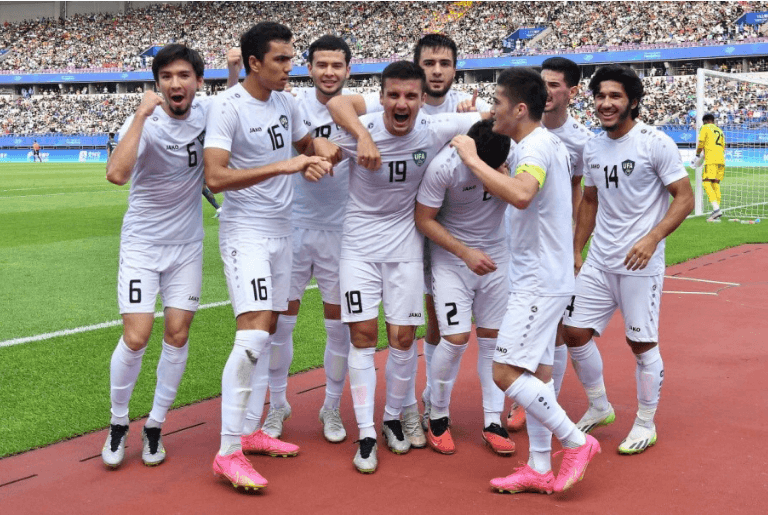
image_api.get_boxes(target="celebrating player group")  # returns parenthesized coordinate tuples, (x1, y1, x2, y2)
(102, 21, 694, 496)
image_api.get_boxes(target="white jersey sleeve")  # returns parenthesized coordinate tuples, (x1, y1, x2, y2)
(417, 145, 509, 266)
(204, 85, 309, 236)
(548, 115, 594, 178)
(505, 127, 574, 295)
(582, 122, 689, 276)
(118, 100, 207, 245)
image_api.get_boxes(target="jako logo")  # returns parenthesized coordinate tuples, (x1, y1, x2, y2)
(496, 346, 507, 354)
(166, 144, 179, 150)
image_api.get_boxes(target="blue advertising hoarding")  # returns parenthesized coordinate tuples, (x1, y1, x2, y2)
(3, 41, 768, 84)
(0, 149, 106, 163)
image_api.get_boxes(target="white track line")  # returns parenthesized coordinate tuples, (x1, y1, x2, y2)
(664, 275, 739, 286)
(1, 285, 318, 348)
(662, 290, 718, 296)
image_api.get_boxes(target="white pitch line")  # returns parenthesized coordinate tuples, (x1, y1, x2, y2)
(664, 275, 739, 286)
(0, 285, 318, 348)
(0, 190, 127, 200)
(662, 290, 718, 296)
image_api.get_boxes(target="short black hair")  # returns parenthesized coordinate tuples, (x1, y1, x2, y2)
(588, 64, 644, 119)
(496, 67, 547, 122)
(381, 60, 426, 93)
(152, 44, 204, 83)
(108, 132, 115, 138)
(467, 119, 511, 170)
(702, 113, 715, 123)
(414, 33, 457, 66)
(240, 22, 293, 75)
(308, 35, 351, 65)
(541, 57, 581, 88)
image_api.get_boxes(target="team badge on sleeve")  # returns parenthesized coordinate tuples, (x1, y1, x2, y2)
(413, 150, 427, 166)
(280, 115, 289, 130)
(197, 131, 206, 144)
(622, 159, 635, 176)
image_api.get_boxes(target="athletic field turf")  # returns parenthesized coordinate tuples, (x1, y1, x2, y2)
(1, 162, 766, 458)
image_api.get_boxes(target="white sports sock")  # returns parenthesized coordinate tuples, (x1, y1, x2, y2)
(526, 380, 555, 474)
(552, 344, 568, 398)
(429, 338, 467, 419)
(323, 319, 349, 410)
(476, 337, 504, 427)
(147, 340, 189, 426)
(348, 345, 376, 439)
(634, 346, 664, 428)
(110, 336, 146, 425)
(422, 341, 436, 405)
(505, 373, 585, 448)
(569, 339, 610, 411)
(220, 329, 269, 452)
(383, 346, 413, 421)
(403, 340, 418, 408)
(243, 338, 272, 435)
(268, 315, 296, 409)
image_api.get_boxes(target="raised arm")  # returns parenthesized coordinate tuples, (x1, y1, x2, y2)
(226, 47, 243, 89)
(106, 92, 162, 185)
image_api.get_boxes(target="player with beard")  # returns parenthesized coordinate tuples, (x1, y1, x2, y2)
(205, 22, 332, 491)
(563, 64, 694, 455)
(314, 61, 481, 473)
(102, 43, 239, 470)
(262, 35, 379, 444)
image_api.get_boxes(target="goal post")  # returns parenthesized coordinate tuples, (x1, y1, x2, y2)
(694, 68, 768, 219)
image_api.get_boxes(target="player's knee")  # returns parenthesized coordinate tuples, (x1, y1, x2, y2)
(122, 330, 151, 351)
(562, 325, 592, 347)
(163, 327, 190, 347)
(444, 333, 470, 346)
(627, 338, 657, 355)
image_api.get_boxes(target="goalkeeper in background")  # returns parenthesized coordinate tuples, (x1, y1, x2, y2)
(695, 113, 726, 222)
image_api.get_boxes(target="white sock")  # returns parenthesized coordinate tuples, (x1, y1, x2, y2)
(323, 319, 349, 410)
(403, 340, 418, 408)
(348, 345, 377, 439)
(268, 315, 296, 409)
(383, 346, 412, 421)
(505, 373, 585, 448)
(526, 380, 555, 474)
(552, 344, 568, 398)
(148, 340, 189, 426)
(569, 339, 610, 411)
(476, 337, 504, 427)
(422, 341, 436, 405)
(109, 336, 146, 425)
(712, 201, 720, 211)
(243, 336, 272, 435)
(634, 346, 663, 428)
(220, 329, 269, 453)
(429, 338, 467, 419)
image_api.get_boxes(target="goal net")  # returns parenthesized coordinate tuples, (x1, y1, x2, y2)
(695, 68, 768, 219)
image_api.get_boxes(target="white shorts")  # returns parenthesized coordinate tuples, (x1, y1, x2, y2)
(339, 259, 423, 326)
(495, 293, 570, 373)
(431, 263, 509, 336)
(562, 262, 662, 342)
(289, 228, 342, 305)
(118, 240, 203, 314)
(219, 230, 292, 317)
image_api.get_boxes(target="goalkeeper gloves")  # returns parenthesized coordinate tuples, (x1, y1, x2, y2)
(693, 155, 704, 168)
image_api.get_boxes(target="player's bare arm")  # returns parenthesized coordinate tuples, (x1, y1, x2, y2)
(326, 94, 381, 170)
(571, 174, 584, 223)
(226, 47, 243, 88)
(451, 134, 538, 209)
(415, 202, 497, 276)
(106, 91, 163, 185)
(573, 185, 598, 274)
(624, 176, 694, 271)
(204, 146, 331, 193)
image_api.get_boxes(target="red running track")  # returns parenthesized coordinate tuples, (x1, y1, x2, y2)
(1, 245, 767, 514)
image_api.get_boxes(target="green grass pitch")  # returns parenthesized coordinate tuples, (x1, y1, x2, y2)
(0, 162, 766, 457)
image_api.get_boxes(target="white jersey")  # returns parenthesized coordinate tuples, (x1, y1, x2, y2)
(548, 114, 593, 179)
(118, 97, 210, 245)
(331, 111, 480, 263)
(291, 88, 379, 231)
(582, 121, 688, 276)
(416, 144, 510, 266)
(205, 84, 308, 236)
(364, 88, 491, 115)
(506, 127, 574, 296)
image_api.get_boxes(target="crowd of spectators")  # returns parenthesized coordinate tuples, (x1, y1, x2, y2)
(2, 1, 768, 73)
